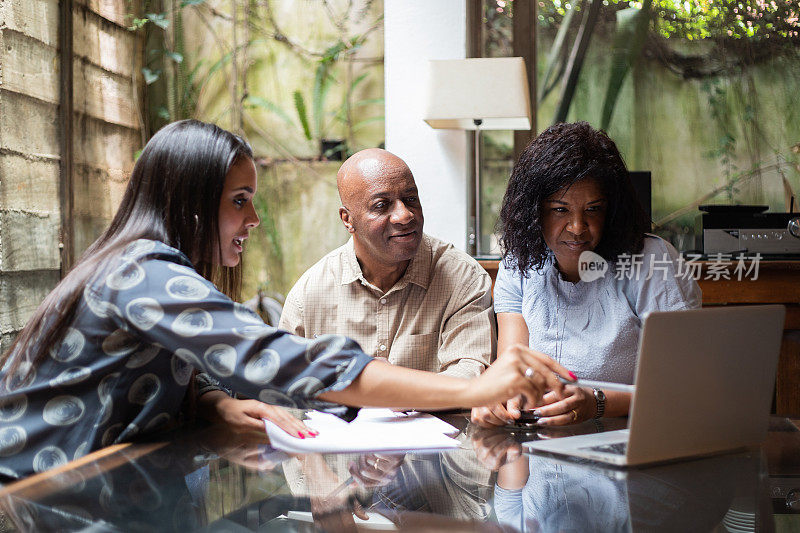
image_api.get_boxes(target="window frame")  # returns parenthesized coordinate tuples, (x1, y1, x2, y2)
(467, 0, 537, 257)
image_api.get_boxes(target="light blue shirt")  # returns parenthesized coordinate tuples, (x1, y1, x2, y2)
(494, 457, 629, 532)
(493, 235, 701, 384)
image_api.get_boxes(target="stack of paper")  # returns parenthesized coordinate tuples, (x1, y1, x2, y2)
(285, 511, 397, 530)
(263, 408, 461, 453)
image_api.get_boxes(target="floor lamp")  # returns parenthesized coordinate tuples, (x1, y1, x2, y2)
(423, 57, 531, 257)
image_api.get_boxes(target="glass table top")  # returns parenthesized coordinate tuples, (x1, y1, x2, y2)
(1, 414, 799, 532)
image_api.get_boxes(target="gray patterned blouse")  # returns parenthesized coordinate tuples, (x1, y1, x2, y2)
(0, 239, 373, 480)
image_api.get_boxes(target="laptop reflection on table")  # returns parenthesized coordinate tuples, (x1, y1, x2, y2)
(503, 451, 765, 533)
(525, 305, 785, 467)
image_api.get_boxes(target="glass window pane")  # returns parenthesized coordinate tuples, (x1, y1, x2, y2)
(479, 0, 516, 256)
(534, 0, 800, 253)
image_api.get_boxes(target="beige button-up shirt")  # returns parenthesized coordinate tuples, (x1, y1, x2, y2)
(279, 234, 496, 378)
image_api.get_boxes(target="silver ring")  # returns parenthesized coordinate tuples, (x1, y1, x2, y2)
(524, 367, 534, 379)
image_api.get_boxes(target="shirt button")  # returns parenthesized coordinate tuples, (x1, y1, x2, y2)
(380, 298, 387, 305)
(379, 344, 387, 351)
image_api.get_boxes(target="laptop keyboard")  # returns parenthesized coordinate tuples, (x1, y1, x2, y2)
(580, 442, 628, 455)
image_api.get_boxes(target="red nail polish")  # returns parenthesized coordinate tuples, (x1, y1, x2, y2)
(298, 432, 305, 439)
(569, 371, 578, 380)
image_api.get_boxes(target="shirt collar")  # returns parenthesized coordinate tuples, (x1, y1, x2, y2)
(402, 234, 432, 290)
(340, 238, 362, 285)
(340, 234, 432, 291)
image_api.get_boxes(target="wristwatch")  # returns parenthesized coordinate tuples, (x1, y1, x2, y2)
(593, 388, 606, 419)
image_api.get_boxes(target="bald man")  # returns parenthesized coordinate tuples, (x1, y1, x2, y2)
(274, 152, 495, 507)
(278, 148, 496, 377)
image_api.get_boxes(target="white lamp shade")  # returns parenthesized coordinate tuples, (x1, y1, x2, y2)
(423, 57, 531, 130)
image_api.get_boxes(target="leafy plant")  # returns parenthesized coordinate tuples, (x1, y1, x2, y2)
(600, 0, 653, 130)
(538, 4, 577, 103)
(127, 1, 200, 132)
(703, 80, 739, 186)
(129, 0, 384, 157)
(552, 0, 603, 123)
(293, 90, 312, 140)
(261, 33, 382, 157)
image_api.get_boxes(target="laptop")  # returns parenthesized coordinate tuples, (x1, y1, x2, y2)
(525, 305, 786, 467)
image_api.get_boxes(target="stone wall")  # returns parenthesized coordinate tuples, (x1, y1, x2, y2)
(0, 0, 142, 351)
(72, 0, 141, 254)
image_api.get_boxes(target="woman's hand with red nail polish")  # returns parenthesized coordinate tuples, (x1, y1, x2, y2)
(198, 392, 311, 437)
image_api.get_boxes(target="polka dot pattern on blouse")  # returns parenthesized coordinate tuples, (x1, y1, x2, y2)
(0, 239, 372, 480)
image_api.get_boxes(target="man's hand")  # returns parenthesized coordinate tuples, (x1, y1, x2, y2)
(470, 426, 523, 471)
(348, 453, 404, 488)
(470, 396, 526, 427)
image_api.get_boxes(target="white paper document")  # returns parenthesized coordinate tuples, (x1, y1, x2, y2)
(263, 408, 461, 453)
(285, 511, 397, 530)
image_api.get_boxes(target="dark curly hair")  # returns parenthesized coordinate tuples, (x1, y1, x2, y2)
(499, 121, 650, 275)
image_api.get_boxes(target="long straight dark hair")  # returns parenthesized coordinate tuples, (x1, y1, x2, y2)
(1, 120, 253, 384)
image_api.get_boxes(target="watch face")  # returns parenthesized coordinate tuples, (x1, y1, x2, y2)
(595, 389, 606, 401)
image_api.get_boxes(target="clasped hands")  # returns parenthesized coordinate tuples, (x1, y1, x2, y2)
(471, 384, 596, 428)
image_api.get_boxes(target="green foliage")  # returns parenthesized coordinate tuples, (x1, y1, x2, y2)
(128, 1, 225, 128)
(483, 0, 514, 56)
(145, 12, 170, 30)
(538, 0, 800, 43)
(165, 51, 183, 64)
(538, 3, 577, 102)
(142, 67, 161, 85)
(652, 0, 799, 41)
(321, 141, 346, 159)
(293, 91, 312, 141)
(600, 0, 653, 130)
(303, 35, 371, 147)
(352, 97, 384, 108)
(246, 28, 382, 156)
(245, 96, 295, 126)
(533, 0, 799, 128)
(312, 60, 336, 140)
(129, 1, 384, 156)
(702, 80, 740, 186)
(351, 115, 384, 133)
(128, 18, 149, 31)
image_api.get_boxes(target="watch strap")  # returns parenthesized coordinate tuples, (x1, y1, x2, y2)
(593, 388, 606, 419)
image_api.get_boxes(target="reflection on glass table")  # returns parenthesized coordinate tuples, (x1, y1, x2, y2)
(1, 415, 798, 532)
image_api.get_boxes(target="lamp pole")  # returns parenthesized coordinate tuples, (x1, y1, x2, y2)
(474, 118, 483, 257)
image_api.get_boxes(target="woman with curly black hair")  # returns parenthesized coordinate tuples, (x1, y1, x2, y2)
(472, 122, 701, 427)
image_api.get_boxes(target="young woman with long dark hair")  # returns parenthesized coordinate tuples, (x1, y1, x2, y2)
(0, 120, 576, 480)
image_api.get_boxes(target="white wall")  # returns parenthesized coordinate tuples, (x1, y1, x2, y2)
(384, 0, 469, 250)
